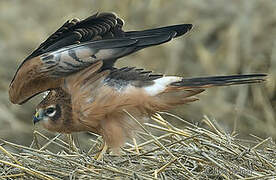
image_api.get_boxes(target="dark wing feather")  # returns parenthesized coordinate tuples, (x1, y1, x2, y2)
(107, 67, 163, 82)
(10, 12, 122, 85)
(104, 67, 163, 90)
(125, 24, 192, 38)
(38, 30, 180, 77)
(27, 12, 122, 60)
(28, 15, 192, 78)
(12, 12, 192, 80)
(9, 12, 193, 104)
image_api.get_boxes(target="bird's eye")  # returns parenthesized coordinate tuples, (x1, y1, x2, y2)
(45, 107, 56, 117)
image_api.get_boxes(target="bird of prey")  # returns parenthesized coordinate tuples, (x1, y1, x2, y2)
(9, 12, 266, 150)
(34, 60, 265, 149)
(9, 12, 193, 105)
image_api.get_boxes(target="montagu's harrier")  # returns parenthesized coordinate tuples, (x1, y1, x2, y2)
(9, 12, 266, 150)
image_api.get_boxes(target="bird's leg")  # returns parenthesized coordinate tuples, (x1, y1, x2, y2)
(94, 141, 108, 160)
(66, 134, 79, 152)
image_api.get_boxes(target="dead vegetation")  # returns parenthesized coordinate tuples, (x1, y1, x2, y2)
(0, 112, 275, 179)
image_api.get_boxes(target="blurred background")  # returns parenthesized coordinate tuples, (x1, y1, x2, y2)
(0, 0, 275, 146)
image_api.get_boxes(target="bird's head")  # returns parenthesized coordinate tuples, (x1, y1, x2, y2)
(33, 88, 72, 133)
(34, 104, 61, 124)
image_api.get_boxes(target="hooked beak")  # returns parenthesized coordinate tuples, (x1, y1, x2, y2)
(33, 109, 43, 124)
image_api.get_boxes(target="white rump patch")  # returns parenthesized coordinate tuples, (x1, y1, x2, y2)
(143, 76, 182, 96)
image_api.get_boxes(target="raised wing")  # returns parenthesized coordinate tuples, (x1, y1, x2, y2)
(9, 12, 192, 104)
(13, 12, 192, 80)
(25, 12, 123, 63)
(10, 12, 123, 85)
(38, 23, 192, 77)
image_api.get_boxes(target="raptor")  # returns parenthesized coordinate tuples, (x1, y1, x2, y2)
(9, 12, 266, 151)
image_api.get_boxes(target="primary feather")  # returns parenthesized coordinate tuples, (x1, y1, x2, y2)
(9, 12, 192, 104)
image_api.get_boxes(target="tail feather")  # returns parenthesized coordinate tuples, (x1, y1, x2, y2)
(170, 74, 266, 89)
(149, 74, 266, 108)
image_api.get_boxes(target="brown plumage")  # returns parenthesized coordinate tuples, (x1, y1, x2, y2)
(34, 60, 266, 149)
(9, 12, 193, 104)
(9, 12, 266, 150)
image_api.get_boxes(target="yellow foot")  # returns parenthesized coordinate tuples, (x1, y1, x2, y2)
(94, 141, 108, 161)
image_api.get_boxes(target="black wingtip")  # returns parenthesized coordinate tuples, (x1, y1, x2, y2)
(125, 24, 193, 39)
(170, 24, 193, 38)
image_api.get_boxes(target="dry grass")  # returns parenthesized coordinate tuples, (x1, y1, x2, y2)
(0, 112, 275, 179)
